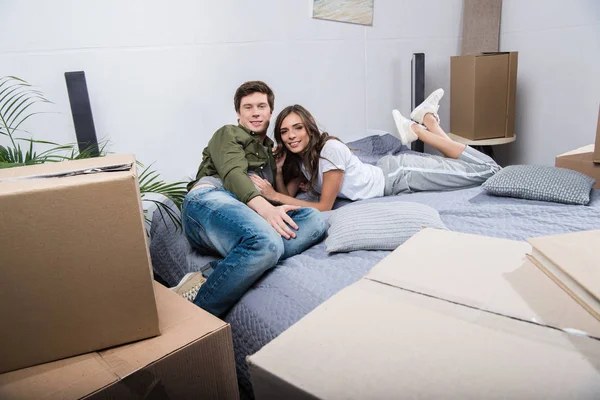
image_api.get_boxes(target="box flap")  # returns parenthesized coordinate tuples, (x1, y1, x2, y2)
(0, 154, 135, 181)
(98, 283, 227, 379)
(250, 279, 600, 399)
(0, 154, 137, 197)
(527, 230, 600, 319)
(0, 283, 228, 399)
(557, 144, 595, 158)
(365, 229, 600, 339)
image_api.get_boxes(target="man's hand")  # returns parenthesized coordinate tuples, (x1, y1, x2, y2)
(260, 204, 300, 239)
(247, 196, 300, 239)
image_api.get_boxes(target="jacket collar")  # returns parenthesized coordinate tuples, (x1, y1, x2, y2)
(237, 124, 274, 147)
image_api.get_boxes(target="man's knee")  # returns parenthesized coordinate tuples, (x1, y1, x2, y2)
(281, 208, 327, 260)
(299, 208, 327, 240)
(250, 228, 285, 265)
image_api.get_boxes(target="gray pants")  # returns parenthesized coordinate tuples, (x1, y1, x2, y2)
(377, 146, 501, 195)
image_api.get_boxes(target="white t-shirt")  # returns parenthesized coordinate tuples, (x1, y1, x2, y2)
(301, 140, 385, 200)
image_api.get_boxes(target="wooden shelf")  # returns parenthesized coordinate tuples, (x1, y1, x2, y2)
(447, 133, 516, 146)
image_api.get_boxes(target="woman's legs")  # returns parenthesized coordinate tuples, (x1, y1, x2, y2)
(421, 113, 451, 140)
(380, 110, 501, 195)
(378, 149, 501, 195)
(410, 114, 466, 159)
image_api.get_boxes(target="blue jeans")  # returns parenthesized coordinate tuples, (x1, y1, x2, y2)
(182, 187, 327, 316)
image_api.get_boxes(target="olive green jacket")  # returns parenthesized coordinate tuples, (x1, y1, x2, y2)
(187, 124, 276, 204)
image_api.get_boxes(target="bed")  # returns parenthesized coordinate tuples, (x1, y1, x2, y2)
(149, 134, 600, 398)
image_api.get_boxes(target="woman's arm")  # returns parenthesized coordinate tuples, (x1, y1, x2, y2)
(250, 170, 344, 212)
(274, 167, 287, 194)
(273, 149, 289, 195)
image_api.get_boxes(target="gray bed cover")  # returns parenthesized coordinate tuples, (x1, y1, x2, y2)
(149, 135, 600, 397)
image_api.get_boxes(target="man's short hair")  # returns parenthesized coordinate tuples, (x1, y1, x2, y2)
(234, 81, 274, 113)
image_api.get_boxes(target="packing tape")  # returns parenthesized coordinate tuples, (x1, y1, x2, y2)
(366, 277, 595, 340)
(0, 163, 132, 182)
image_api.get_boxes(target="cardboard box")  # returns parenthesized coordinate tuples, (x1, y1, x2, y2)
(450, 52, 518, 140)
(0, 282, 239, 400)
(527, 230, 600, 321)
(594, 107, 600, 163)
(249, 229, 600, 400)
(556, 145, 600, 189)
(0, 155, 159, 373)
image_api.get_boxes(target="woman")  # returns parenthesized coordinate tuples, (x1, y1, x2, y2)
(250, 89, 501, 212)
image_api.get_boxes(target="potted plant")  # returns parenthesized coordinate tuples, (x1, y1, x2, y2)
(0, 75, 187, 233)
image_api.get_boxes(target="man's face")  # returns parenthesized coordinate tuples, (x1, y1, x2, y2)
(237, 92, 272, 134)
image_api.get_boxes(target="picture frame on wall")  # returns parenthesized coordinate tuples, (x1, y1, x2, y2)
(312, 0, 374, 26)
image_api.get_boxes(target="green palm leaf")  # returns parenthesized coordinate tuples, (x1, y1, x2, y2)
(138, 162, 187, 234)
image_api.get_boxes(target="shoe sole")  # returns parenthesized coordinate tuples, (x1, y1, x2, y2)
(410, 88, 444, 124)
(392, 110, 408, 145)
(171, 272, 206, 294)
(392, 109, 417, 145)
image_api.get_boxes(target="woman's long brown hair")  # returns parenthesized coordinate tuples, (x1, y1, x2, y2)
(273, 105, 344, 195)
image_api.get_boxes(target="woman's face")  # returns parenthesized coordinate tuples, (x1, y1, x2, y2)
(279, 112, 310, 154)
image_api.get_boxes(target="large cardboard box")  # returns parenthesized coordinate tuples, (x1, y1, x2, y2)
(0, 155, 159, 373)
(556, 145, 600, 189)
(249, 229, 600, 400)
(450, 52, 518, 140)
(0, 282, 239, 400)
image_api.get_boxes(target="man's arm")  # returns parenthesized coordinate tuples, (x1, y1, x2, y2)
(208, 127, 261, 204)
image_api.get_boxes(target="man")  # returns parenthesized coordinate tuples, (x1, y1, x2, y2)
(173, 81, 327, 317)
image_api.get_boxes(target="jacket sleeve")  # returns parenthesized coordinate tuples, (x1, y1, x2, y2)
(208, 126, 261, 204)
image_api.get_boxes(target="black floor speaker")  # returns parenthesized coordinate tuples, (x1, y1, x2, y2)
(411, 53, 425, 153)
(64, 71, 100, 157)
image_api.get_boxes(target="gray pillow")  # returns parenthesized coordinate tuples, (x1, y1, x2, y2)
(482, 165, 595, 205)
(325, 202, 447, 253)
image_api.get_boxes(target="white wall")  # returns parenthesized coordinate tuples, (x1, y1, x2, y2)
(0, 0, 462, 183)
(495, 0, 600, 166)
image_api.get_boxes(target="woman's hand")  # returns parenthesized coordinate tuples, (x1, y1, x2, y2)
(274, 147, 287, 170)
(250, 175, 278, 202)
(298, 179, 310, 193)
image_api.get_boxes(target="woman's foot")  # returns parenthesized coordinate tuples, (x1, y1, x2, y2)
(410, 88, 444, 124)
(392, 109, 418, 145)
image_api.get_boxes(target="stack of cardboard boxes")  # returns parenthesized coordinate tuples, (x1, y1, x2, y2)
(0, 155, 238, 399)
(450, 0, 517, 143)
(248, 229, 600, 399)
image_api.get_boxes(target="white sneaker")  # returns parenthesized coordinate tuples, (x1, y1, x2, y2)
(410, 88, 444, 124)
(392, 109, 419, 145)
(171, 272, 206, 302)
